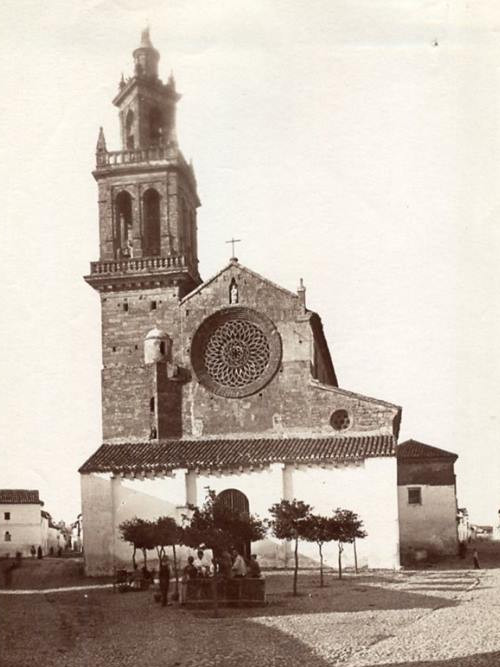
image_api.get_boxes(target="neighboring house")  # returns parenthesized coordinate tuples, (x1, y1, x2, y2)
(70, 514, 83, 552)
(457, 507, 472, 543)
(397, 440, 459, 562)
(0, 489, 45, 557)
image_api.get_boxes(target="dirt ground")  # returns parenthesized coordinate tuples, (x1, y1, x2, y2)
(1, 544, 499, 667)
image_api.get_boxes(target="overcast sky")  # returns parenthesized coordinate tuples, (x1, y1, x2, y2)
(1, 0, 499, 525)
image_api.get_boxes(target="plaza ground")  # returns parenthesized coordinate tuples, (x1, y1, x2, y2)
(1, 543, 499, 667)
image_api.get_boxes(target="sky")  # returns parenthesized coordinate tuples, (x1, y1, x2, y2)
(0, 0, 499, 525)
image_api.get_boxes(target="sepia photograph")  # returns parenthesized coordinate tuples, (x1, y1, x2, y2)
(1, 1, 499, 665)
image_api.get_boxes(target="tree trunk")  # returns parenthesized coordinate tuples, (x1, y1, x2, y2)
(293, 536, 299, 596)
(319, 543, 324, 587)
(212, 557, 219, 618)
(142, 548, 147, 568)
(172, 544, 179, 598)
(132, 546, 137, 570)
(338, 543, 342, 580)
(353, 539, 358, 574)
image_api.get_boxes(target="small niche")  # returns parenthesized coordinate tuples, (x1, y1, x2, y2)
(150, 397, 155, 414)
(150, 301, 157, 311)
(123, 303, 129, 312)
(112, 346, 116, 352)
(159, 341, 166, 355)
(229, 278, 239, 304)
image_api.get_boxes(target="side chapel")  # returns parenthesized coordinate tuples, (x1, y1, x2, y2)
(79, 30, 402, 575)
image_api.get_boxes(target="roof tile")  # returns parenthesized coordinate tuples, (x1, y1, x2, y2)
(79, 435, 396, 474)
(0, 490, 41, 504)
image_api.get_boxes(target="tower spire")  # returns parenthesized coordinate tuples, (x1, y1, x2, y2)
(133, 26, 160, 79)
(96, 126, 106, 152)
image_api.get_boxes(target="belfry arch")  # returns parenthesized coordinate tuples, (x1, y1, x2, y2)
(115, 190, 133, 258)
(142, 188, 161, 256)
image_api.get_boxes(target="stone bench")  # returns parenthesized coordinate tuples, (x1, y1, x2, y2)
(186, 576, 266, 607)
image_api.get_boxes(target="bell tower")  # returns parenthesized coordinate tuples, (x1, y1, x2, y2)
(86, 27, 201, 294)
(85, 30, 202, 442)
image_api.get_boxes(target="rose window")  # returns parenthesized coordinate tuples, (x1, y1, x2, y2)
(191, 307, 282, 398)
(204, 319, 270, 387)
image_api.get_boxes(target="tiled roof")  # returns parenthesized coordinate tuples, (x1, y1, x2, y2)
(79, 435, 396, 474)
(0, 489, 41, 504)
(397, 440, 457, 461)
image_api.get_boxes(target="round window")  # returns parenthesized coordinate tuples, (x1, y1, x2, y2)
(330, 409, 351, 431)
(190, 307, 282, 398)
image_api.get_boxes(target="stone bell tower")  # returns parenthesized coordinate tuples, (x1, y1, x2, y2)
(85, 29, 201, 442)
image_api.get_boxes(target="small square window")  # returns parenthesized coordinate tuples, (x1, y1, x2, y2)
(408, 488, 422, 505)
(150, 301, 157, 311)
(123, 303, 129, 312)
(4, 512, 10, 520)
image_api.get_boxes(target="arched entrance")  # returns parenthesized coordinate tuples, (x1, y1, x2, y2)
(216, 489, 251, 558)
(143, 188, 161, 256)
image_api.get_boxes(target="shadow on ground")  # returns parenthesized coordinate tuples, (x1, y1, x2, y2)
(362, 651, 500, 667)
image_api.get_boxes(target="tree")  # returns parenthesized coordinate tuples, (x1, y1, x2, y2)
(152, 516, 183, 597)
(183, 490, 266, 556)
(268, 499, 312, 596)
(301, 514, 338, 587)
(182, 490, 266, 615)
(119, 517, 156, 569)
(330, 509, 367, 579)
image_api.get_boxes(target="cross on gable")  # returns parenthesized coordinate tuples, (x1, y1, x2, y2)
(225, 237, 241, 261)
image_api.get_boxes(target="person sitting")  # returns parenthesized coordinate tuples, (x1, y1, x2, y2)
(218, 550, 233, 578)
(193, 549, 211, 577)
(231, 548, 247, 578)
(248, 554, 261, 578)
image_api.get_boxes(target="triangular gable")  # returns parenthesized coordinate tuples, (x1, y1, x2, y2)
(180, 260, 299, 304)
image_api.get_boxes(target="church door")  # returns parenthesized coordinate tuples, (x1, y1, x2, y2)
(217, 489, 251, 558)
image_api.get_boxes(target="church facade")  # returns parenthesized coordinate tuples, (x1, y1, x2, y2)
(79, 31, 402, 576)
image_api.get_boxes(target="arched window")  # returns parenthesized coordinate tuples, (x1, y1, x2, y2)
(115, 191, 133, 258)
(125, 109, 135, 149)
(149, 107, 163, 145)
(143, 188, 161, 256)
(4, 531, 11, 542)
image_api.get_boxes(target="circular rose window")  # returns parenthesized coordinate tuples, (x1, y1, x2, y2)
(330, 409, 351, 431)
(191, 307, 282, 398)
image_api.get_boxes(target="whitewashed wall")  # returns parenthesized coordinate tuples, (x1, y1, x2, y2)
(82, 457, 400, 575)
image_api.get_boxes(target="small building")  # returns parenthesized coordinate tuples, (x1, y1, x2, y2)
(0, 490, 45, 557)
(397, 440, 459, 562)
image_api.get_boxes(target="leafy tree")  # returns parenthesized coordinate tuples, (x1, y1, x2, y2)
(301, 514, 338, 587)
(268, 499, 312, 596)
(119, 517, 156, 569)
(182, 490, 266, 615)
(183, 490, 265, 556)
(153, 516, 183, 596)
(330, 509, 367, 579)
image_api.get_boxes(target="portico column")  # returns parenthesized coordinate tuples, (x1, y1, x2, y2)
(111, 474, 122, 570)
(184, 469, 197, 506)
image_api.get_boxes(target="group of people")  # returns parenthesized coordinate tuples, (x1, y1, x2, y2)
(157, 547, 262, 607)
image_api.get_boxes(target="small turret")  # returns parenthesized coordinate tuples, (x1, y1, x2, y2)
(144, 327, 171, 364)
(297, 278, 306, 313)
